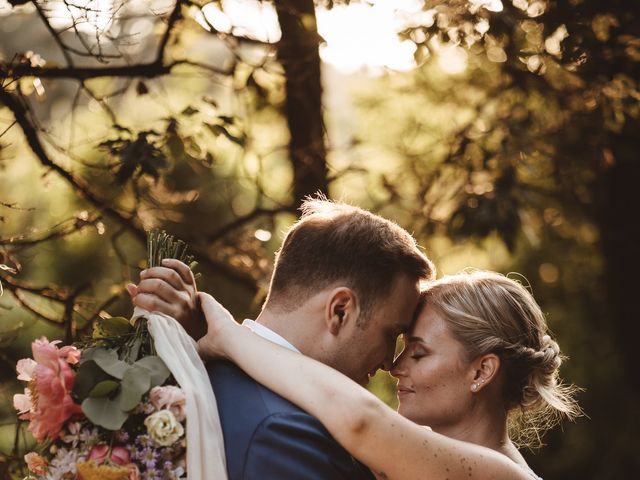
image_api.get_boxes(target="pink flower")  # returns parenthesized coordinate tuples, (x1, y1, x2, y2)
(88, 444, 109, 464)
(24, 452, 48, 475)
(16, 358, 37, 381)
(13, 388, 32, 414)
(59, 345, 81, 364)
(14, 337, 82, 442)
(88, 444, 131, 465)
(111, 447, 131, 466)
(149, 385, 186, 422)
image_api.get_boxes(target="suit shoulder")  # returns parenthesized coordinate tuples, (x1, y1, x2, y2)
(209, 360, 309, 416)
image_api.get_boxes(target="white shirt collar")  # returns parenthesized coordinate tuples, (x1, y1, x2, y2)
(242, 319, 300, 353)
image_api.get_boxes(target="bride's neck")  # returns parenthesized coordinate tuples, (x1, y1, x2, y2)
(435, 400, 508, 452)
(434, 404, 527, 467)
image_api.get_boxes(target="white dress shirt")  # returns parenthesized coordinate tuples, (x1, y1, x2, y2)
(242, 319, 301, 353)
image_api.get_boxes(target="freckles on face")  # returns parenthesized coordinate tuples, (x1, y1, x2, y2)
(393, 304, 471, 427)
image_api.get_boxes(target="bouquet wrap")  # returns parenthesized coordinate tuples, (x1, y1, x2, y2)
(133, 306, 227, 480)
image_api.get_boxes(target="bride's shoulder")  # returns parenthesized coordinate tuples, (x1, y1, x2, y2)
(518, 464, 543, 480)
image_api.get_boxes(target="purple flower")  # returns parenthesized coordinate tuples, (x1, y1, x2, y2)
(142, 468, 162, 480)
(136, 434, 153, 448)
(138, 446, 158, 469)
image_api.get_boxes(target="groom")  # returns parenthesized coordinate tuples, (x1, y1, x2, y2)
(130, 198, 434, 479)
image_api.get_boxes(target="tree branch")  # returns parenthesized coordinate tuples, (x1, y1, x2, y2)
(2, 59, 233, 81)
(0, 86, 257, 291)
(156, 0, 184, 64)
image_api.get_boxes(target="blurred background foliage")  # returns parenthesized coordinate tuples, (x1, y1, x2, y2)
(0, 0, 638, 478)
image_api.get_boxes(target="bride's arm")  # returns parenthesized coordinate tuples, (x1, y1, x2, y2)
(197, 293, 529, 480)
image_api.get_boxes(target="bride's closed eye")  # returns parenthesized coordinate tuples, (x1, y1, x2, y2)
(409, 349, 428, 360)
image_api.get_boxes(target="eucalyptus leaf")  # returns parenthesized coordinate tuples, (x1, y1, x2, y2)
(135, 355, 171, 387)
(82, 397, 128, 431)
(127, 337, 143, 363)
(118, 365, 151, 411)
(89, 380, 120, 398)
(89, 348, 130, 379)
(0, 321, 23, 348)
(73, 360, 117, 402)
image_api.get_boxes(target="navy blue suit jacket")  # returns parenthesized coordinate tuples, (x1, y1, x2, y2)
(209, 360, 375, 480)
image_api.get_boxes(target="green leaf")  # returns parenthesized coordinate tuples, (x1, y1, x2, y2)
(84, 348, 130, 379)
(181, 106, 199, 116)
(205, 123, 246, 146)
(82, 397, 129, 430)
(118, 365, 151, 411)
(89, 380, 120, 398)
(73, 360, 117, 402)
(95, 316, 133, 338)
(0, 321, 23, 348)
(127, 337, 143, 364)
(135, 356, 171, 387)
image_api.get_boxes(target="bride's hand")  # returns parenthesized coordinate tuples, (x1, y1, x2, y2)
(196, 292, 239, 360)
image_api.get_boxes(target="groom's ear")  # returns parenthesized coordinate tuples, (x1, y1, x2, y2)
(325, 287, 359, 336)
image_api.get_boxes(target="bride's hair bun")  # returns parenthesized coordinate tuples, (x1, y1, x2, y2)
(422, 271, 582, 448)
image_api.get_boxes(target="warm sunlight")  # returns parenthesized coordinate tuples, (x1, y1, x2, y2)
(199, 0, 436, 74)
(48, 0, 115, 33)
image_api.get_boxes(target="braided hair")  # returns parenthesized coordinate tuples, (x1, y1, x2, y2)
(422, 270, 581, 448)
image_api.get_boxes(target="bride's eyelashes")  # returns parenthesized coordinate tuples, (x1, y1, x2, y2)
(409, 350, 427, 360)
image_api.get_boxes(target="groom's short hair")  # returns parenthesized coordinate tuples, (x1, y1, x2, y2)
(265, 198, 434, 321)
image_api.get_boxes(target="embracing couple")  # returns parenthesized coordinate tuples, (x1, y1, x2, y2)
(128, 198, 579, 480)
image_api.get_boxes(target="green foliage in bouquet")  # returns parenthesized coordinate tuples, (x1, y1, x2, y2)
(70, 231, 195, 431)
(13, 230, 195, 479)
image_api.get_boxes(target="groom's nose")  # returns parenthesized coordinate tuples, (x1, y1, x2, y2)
(380, 349, 395, 371)
(390, 353, 407, 377)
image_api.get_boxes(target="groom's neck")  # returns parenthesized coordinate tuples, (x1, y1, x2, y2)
(254, 307, 320, 359)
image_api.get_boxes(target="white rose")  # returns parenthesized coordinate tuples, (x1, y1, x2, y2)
(144, 410, 184, 447)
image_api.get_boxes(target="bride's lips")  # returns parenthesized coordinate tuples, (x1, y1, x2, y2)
(397, 385, 415, 397)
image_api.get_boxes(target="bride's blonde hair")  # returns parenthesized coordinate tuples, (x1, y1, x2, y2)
(422, 270, 582, 448)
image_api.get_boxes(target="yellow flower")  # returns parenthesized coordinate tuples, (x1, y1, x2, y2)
(76, 461, 134, 480)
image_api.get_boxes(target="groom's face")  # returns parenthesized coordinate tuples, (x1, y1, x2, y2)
(336, 274, 420, 385)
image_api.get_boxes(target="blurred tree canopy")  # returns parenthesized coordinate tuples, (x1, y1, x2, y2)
(1, 0, 638, 478)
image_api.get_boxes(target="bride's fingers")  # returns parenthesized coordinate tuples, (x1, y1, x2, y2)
(197, 292, 235, 328)
(140, 266, 187, 292)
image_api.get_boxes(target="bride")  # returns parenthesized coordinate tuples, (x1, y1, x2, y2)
(194, 270, 580, 480)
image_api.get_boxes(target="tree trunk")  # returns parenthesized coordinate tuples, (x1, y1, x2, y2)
(275, 0, 329, 204)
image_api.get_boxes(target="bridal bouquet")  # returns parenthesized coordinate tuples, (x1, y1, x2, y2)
(13, 232, 201, 480)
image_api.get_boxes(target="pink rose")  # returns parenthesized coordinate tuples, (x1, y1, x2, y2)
(24, 452, 47, 475)
(88, 444, 130, 465)
(88, 444, 109, 464)
(111, 447, 131, 465)
(149, 385, 186, 422)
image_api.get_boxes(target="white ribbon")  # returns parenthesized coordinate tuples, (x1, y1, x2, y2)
(133, 307, 228, 480)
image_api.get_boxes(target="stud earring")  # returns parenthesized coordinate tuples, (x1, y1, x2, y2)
(471, 383, 478, 392)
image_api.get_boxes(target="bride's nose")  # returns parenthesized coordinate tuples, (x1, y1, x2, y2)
(390, 352, 408, 377)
